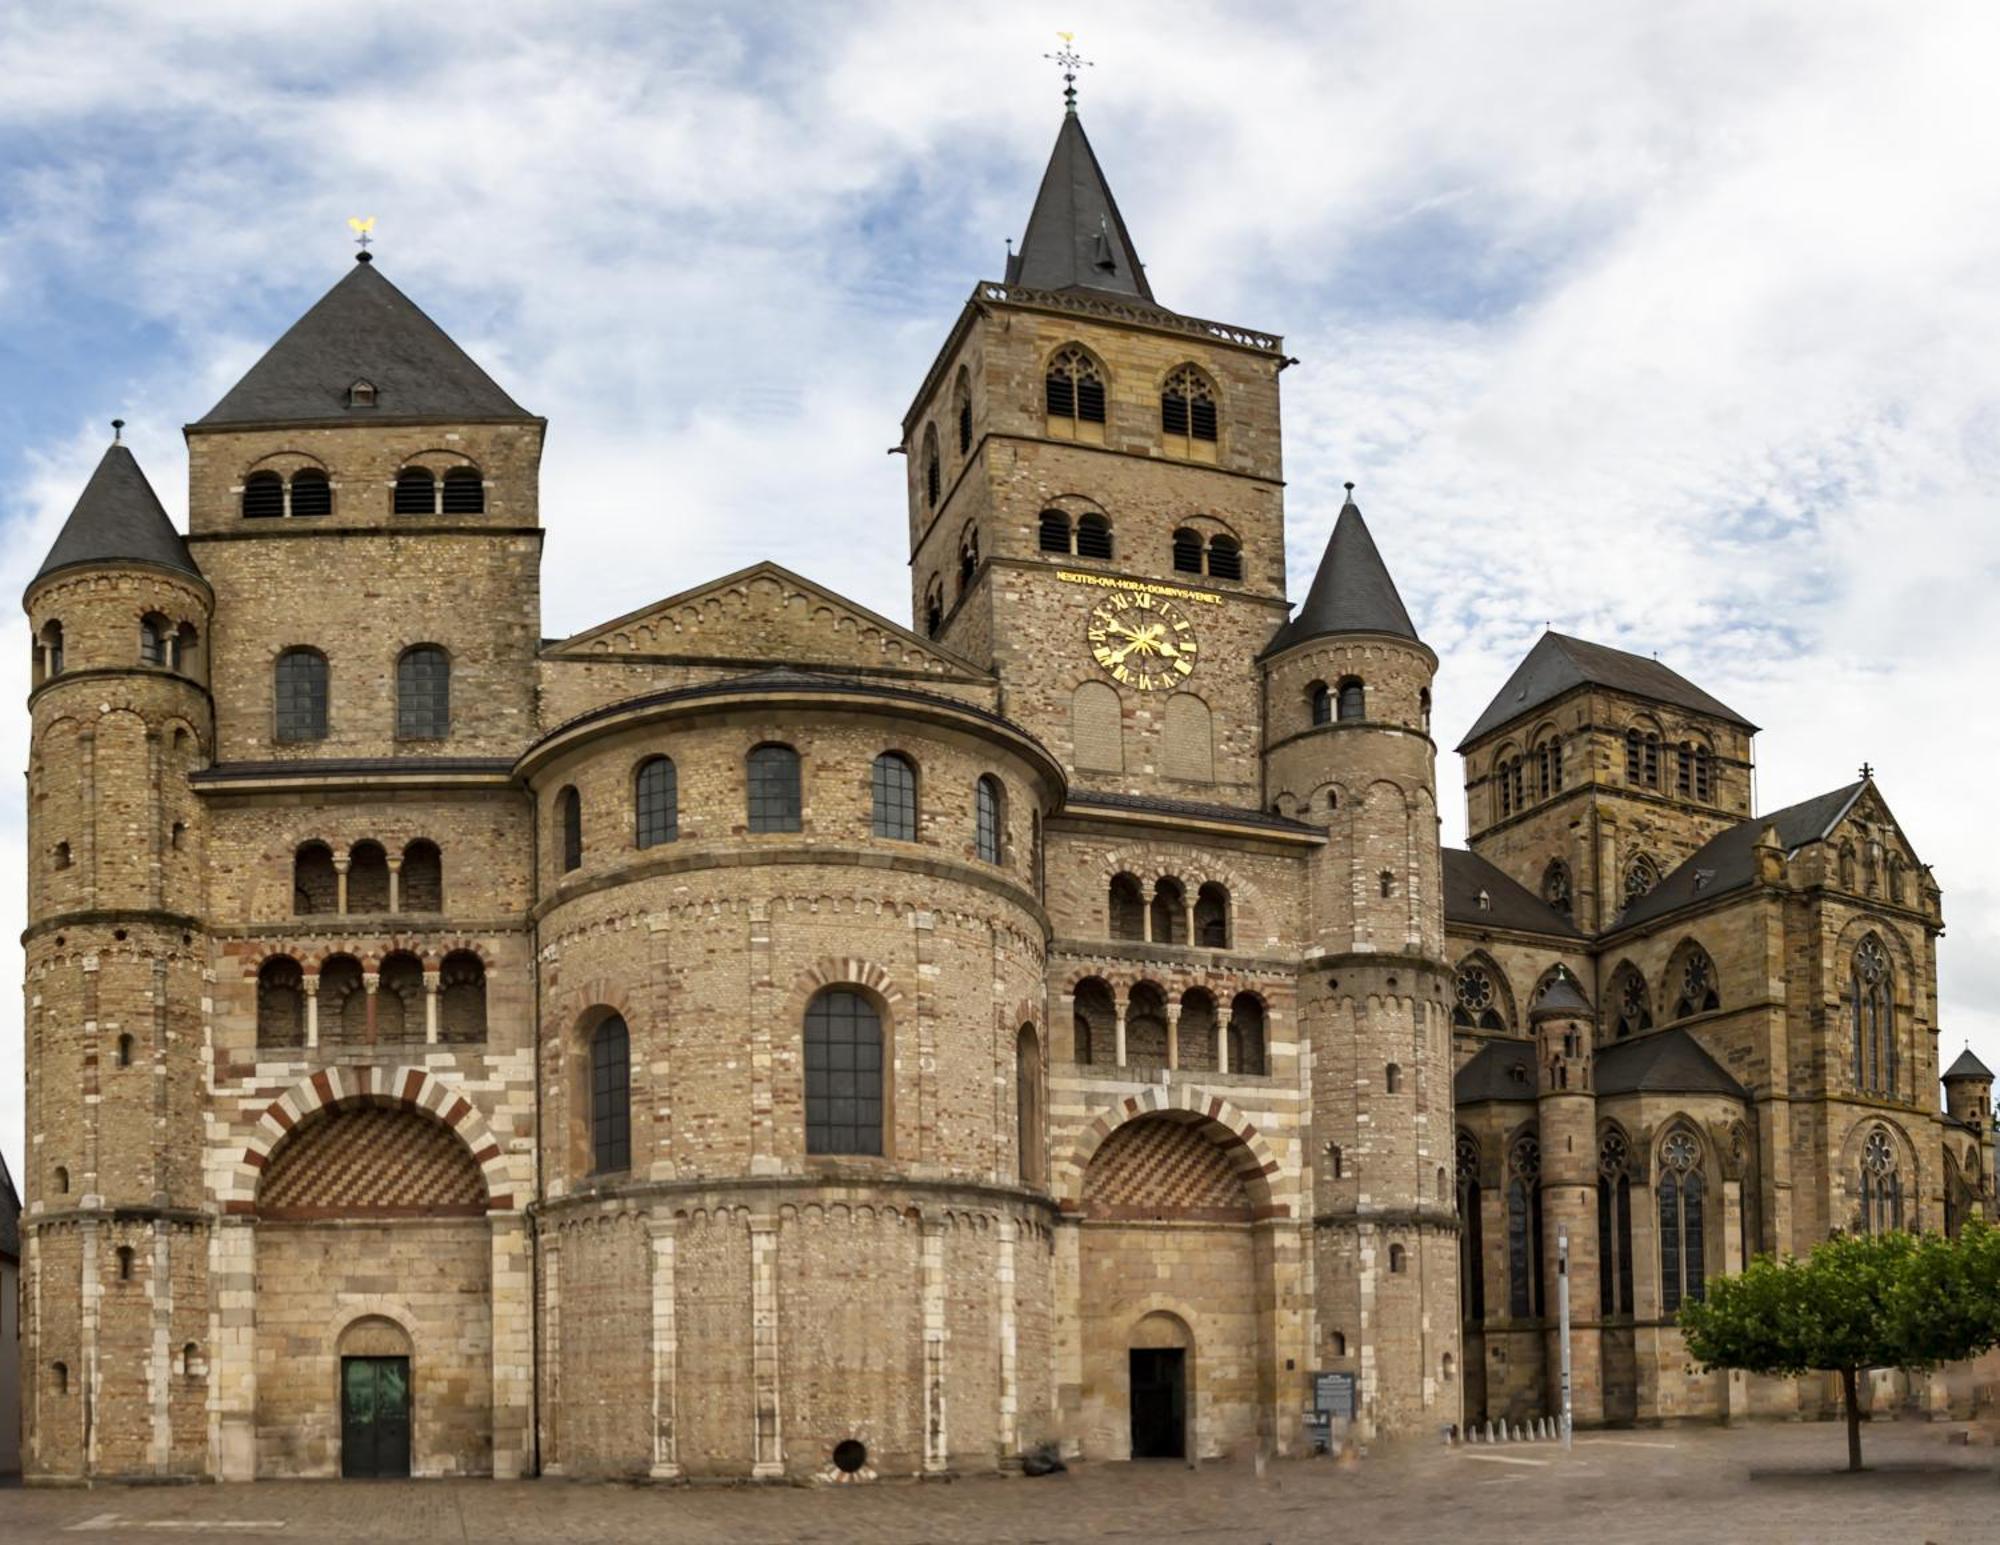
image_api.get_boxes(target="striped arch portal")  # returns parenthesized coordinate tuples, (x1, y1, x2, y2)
(224, 1064, 511, 1213)
(1059, 1085, 1285, 1219)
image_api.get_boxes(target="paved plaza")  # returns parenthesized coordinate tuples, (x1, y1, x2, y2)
(2, 1422, 1997, 1543)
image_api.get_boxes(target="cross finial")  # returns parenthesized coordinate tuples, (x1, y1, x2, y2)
(1045, 31, 1092, 113)
(347, 215, 376, 257)
(1859, 761, 1874, 781)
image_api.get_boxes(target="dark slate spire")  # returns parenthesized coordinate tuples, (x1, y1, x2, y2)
(1944, 1047, 1993, 1081)
(1005, 113, 1154, 302)
(32, 438, 200, 590)
(1529, 971, 1593, 1023)
(1262, 490, 1418, 657)
(195, 254, 534, 428)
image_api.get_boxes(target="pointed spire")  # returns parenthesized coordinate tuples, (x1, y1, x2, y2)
(1944, 1046, 1993, 1082)
(1261, 488, 1418, 658)
(32, 437, 199, 591)
(1007, 113, 1154, 302)
(195, 260, 534, 429)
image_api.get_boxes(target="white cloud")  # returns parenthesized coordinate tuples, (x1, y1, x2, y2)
(3, 0, 1998, 1171)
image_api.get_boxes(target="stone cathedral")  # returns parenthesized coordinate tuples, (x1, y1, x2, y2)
(16, 101, 1990, 1483)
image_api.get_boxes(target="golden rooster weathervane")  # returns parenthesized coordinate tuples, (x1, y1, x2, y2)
(1045, 32, 1091, 113)
(347, 215, 376, 254)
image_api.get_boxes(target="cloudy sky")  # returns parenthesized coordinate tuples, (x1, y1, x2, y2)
(2, 0, 1996, 1176)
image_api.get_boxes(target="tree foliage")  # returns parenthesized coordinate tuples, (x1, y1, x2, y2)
(1680, 1222, 2000, 1471)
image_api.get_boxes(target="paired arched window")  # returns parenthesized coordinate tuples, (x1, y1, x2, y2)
(1507, 1136, 1544, 1318)
(1672, 946, 1721, 1018)
(1542, 860, 1572, 918)
(975, 775, 1004, 864)
(747, 744, 802, 833)
(635, 757, 678, 848)
(393, 465, 485, 516)
(1170, 527, 1241, 579)
(589, 1014, 631, 1174)
(1857, 1127, 1903, 1235)
(1452, 960, 1508, 1032)
(1609, 963, 1652, 1038)
(1037, 508, 1113, 558)
(871, 752, 918, 841)
(1045, 345, 1107, 437)
(396, 645, 450, 740)
(558, 786, 583, 872)
(1308, 681, 1332, 726)
(1456, 1132, 1484, 1322)
(1016, 1024, 1043, 1184)
(243, 471, 284, 519)
(290, 468, 331, 516)
(804, 988, 884, 1156)
(1658, 1129, 1707, 1312)
(1675, 741, 1714, 802)
(1160, 364, 1218, 452)
(1597, 1128, 1635, 1314)
(393, 467, 435, 515)
(245, 469, 332, 518)
(1337, 678, 1365, 722)
(923, 424, 941, 509)
(1624, 727, 1662, 788)
(1851, 934, 1895, 1095)
(273, 649, 328, 742)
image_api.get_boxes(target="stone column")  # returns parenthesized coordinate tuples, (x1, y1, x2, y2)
(302, 976, 319, 1050)
(1114, 1001, 1128, 1068)
(210, 1219, 257, 1482)
(996, 1217, 1020, 1462)
(921, 1216, 949, 1473)
(749, 1216, 784, 1478)
(423, 972, 440, 1044)
(386, 855, 402, 915)
(362, 972, 380, 1044)
(1217, 1006, 1230, 1075)
(540, 1242, 562, 1475)
(489, 1213, 532, 1479)
(648, 1215, 681, 1478)
(1165, 1002, 1181, 1072)
(333, 855, 350, 915)
(1183, 899, 1196, 947)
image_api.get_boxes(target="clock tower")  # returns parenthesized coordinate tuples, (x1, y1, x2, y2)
(901, 106, 1290, 803)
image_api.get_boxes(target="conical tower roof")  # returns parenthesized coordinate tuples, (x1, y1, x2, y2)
(32, 440, 199, 591)
(1944, 1047, 1993, 1081)
(1529, 973, 1594, 1022)
(1006, 112, 1153, 302)
(195, 254, 534, 428)
(1262, 493, 1418, 657)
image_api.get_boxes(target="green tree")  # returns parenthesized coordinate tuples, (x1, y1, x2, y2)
(1680, 1223, 2000, 1472)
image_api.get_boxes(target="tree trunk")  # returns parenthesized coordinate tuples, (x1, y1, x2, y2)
(1840, 1366, 1863, 1472)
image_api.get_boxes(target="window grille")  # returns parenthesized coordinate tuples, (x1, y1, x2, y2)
(747, 744, 802, 833)
(1206, 536, 1242, 580)
(273, 650, 328, 742)
(396, 646, 450, 739)
(242, 472, 284, 519)
(1074, 514, 1113, 559)
(393, 467, 436, 515)
(871, 753, 918, 841)
(804, 989, 883, 1155)
(441, 467, 485, 514)
(1038, 511, 1072, 553)
(1172, 528, 1204, 574)
(289, 469, 331, 517)
(635, 757, 678, 848)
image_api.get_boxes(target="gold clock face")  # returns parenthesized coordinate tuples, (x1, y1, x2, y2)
(1087, 590, 1199, 691)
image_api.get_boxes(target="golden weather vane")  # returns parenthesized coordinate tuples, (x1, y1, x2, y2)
(1045, 31, 1092, 113)
(347, 215, 376, 252)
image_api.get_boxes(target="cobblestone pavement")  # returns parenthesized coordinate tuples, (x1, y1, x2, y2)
(3, 1422, 1996, 1543)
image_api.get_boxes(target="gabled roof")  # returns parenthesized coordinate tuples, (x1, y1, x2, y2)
(1443, 848, 1582, 938)
(1457, 631, 1756, 751)
(1944, 1047, 1993, 1082)
(1454, 1039, 1538, 1105)
(1006, 112, 1154, 302)
(1262, 496, 1419, 658)
(1595, 1026, 1747, 1099)
(32, 441, 201, 590)
(1615, 782, 1863, 931)
(195, 255, 534, 428)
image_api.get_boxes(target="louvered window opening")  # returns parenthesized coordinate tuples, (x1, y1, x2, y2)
(441, 468, 485, 514)
(590, 1016, 631, 1174)
(290, 471, 332, 517)
(396, 646, 450, 739)
(274, 651, 328, 742)
(871, 754, 918, 841)
(1172, 529, 1204, 574)
(925, 451, 941, 509)
(635, 757, 678, 848)
(1039, 511, 1072, 553)
(1160, 368, 1218, 441)
(393, 468, 436, 515)
(975, 776, 1002, 864)
(1074, 514, 1112, 559)
(748, 745, 802, 833)
(242, 474, 284, 520)
(805, 989, 883, 1155)
(1207, 537, 1242, 581)
(1046, 348, 1106, 424)
(957, 396, 972, 454)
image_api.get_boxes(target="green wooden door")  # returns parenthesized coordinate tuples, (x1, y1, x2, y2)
(340, 1356, 411, 1478)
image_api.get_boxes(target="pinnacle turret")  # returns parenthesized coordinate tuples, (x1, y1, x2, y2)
(1262, 492, 1418, 657)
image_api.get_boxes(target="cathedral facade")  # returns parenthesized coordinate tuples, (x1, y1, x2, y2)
(14, 105, 1986, 1483)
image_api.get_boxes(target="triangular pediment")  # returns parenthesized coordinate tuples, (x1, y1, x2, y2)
(547, 562, 990, 681)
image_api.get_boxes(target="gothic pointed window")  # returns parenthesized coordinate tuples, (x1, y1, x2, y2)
(1610, 964, 1652, 1039)
(1507, 1136, 1544, 1318)
(1172, 528, 1204, 575)
(635, 756, 678, 848)
(1851, 933, 1895, 1095)
(589, 1014, 631, 1175)
(1045, 345, 1107, 438)
(870, 752, 918, 842)
(1543, 859, 1572, 918)
(273, 648, 328, 742)
(395, 644, 450, 740)
(1160, 364, 1218, 455)
(1074, 513, 1113, 559)
(1456, 1132, 1485, 1322)
(1659, 1129, 1706, 1311)
(805, 988, 884, 1156)
(1673, 946, 1721, 1018)
(1857, 1126, 1902, 1235)
(953, 368, 973, 455)
(1597, 1129, 1634, 1315)
(1452, 961, 1508, 1032)
(747, 743, 802, 834)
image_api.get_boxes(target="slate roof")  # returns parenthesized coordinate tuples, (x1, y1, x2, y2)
(1062, 789, 1320, 835)
(1443, 848, 1582, 937)
(1007, 111, 1154, 302)
(1263, 498, 1418, 658)
(33, 441, 200, 589)
(1457, 631, 1757, 750)
(1454, 1039, 1538, 1105)
(196, 255, 534, 428)
(1530, 973, 1594, 1022)
(1614, 782, 1863, 931)
(1595, 1026, 1747, 1099)
(1944, 1048, 1994, 1081)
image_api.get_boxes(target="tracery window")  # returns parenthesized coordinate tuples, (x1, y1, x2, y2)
(635, 756, 678, 848)
(1507, 1135, 1544, 1318)
(1658, 1130, 1707, 1311)
(1543, 859, 1572, 918)
(589, 1015, 630, 1174)
(1851, 934, 1895, 1095)
(1673, 946, 1721, 1018)
(1857, 1126, 1903, 1235)
(747, 744, 802, 833)
(1160, 364, 1218, 450)
(1622, 853, 1659, 910)
(870, 752, 918, 841)
(804, 988, 884, 1156)
(1597, 1129, 1635, 1314)
(1456, 1132, 1485, 1321)
(1452, 961, 1508, 1032)
(1610, 965, 1652, 1039)
(1045, 345, 1107, 433)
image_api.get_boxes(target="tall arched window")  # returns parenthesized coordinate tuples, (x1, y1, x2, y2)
(139, 613, 168, 666)
(401, 838, 443, 911)
(1336, 677, 1365, 721)
(1452, 960, 1508, 1032)
(256, 956, 305, 1047)
(1851, 934, 1895, 1095)
(1309, 681, 1332, 727)
(439, 950, 487, 1042)
(923, 579, 944, 638)
(289, 468, 332, 517)
(292, 842, 336, 914)
(1456, 1132, 1485, 1321)
(1108, 873, 1145, 940)
(1597, 1128, 1634, 1315)
(1160, 364, 1218, 452)
(954, 368, 973, 455)
(1172, 528, 1204, 574)
(1016, 1024, 1043, 1184)
(273, 649, 328, 742)
(1672, 946, 1721, 1018)
(558, 786, 582, 872)
(922, 424, 941, 509)
(1610, 963, 1652, 1039)
(871, 752, 918, 841)
(1536, 736, 1564, 795)
(1074, 513, 1113, 559)
(747, 744, 802, 833)
(1857, 1126, 1903, 1235)
(1072, 977, 1114, 1065)
(1038, 510, 1072, 553)
(1150, 876, 1186, 945)
(441, 467, 484, 514)
(975, 775, 1004, 864)
(1194, 882, 1229, 948)
(1658, 1129, 1707, 1311)
(1507, 1136, 1544, 1318)
(805, 988, 884, 1156)
(589, 1014, 631, 1174)
(1045, 345, 1107, 437)
(392, 466, 436, 515)
(396, 645, 450, 740)
(242, 471, 284, 519)
(1228, 993, 1266, 1075)
(635, 756, 678, 848)
(958, 526, 979, 596)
